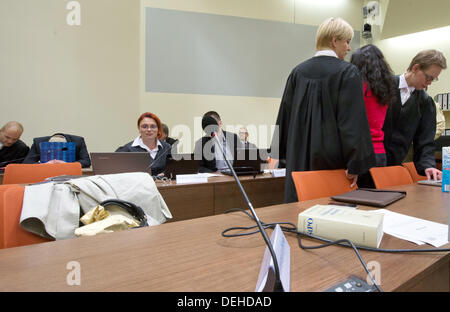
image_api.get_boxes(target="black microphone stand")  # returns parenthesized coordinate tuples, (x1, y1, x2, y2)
(211, 131, 284, 292)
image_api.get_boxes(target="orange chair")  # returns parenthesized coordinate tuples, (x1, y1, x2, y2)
(402, 162, 427, 182)
(291, 169, 357, 201)
(369, 166, 413, 189)
(2, 162, 82, 184)
(0, 185, 50, 249)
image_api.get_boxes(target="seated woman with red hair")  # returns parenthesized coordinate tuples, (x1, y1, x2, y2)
(116, 112, 171, 176)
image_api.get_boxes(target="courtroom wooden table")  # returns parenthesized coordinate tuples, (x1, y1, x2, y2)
(1, 169, 285, 222)
(156, 173, 285, 222)
(0, 183, 448, 292)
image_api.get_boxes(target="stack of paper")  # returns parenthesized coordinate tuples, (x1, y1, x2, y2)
(176, 174, 208, 184)
(175, 172, 222, 184)
(376, 209, 449, 247)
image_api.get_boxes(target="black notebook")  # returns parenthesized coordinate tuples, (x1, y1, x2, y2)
(221, 166, 259, 177)
(330, 188, 407, 208)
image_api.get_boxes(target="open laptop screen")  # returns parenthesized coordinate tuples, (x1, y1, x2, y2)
(90, 152, 151, 175)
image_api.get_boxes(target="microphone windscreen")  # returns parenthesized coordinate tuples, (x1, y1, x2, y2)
(201, 116, 219, 135)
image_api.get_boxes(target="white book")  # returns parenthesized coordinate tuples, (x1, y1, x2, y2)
(297, 205, 384, 248)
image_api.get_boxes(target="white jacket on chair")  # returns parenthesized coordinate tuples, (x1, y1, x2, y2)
(20, 172, 172, 240)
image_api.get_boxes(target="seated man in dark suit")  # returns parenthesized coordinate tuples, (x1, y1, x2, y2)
(194, 111, 243, 173)
(0, 121, 30, 166)
(238, 127, 257, 149)
(23, 133, 91, 168)
(161, 123, 179, 146)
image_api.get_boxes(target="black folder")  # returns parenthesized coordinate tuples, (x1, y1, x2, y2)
(330, 188, 407, 208)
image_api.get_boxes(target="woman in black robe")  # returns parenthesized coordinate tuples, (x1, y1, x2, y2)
(271, 17, 375, 203)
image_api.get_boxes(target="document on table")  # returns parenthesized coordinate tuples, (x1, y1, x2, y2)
(263, 169, 286, 177)
(197, 173, 221, 178)
(376, 209, 449, 247)
(175, 173, 221, 184)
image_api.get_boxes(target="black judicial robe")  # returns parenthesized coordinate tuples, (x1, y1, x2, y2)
(271, 56, 375, 203)
(383, 76, 436, 175)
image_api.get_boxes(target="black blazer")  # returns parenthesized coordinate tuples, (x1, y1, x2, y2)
(164, 137, 178, 146)
(0, 139, 30, 166)
(383, 76, 436, 175)
(23, 134, 91, 168)
(115, 140, 172, 176)
(194, 131, 243, 173)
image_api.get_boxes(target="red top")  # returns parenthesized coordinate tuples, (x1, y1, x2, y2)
(363, 82, 388, 154)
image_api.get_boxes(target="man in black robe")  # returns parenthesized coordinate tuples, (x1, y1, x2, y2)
(271, 18, 375, 203)
(383, 49, 447, 181)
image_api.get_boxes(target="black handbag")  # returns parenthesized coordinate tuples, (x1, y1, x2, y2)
(99, 199, 148, 227)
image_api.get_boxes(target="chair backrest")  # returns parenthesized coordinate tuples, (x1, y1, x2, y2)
(291, 169, 357, 201)
(369, 166, 414, 189)
(0, 185, 50, 249)
(402, 162, 427, 182)
(2, 162, 82, 184)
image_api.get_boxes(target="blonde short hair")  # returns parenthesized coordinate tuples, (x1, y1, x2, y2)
(316, 17, 354, 51)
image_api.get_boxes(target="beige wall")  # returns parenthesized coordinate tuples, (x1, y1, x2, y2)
(140, 0, 364, 151)
(370, 0, 450, 128)
(0, 0, 140, 152)
(4, 0, 449, 155)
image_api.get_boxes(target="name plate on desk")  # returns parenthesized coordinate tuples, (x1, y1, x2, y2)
(272, 169, 286, 177)
(176, 174, 208, 184)
(255, 224, 290, 292)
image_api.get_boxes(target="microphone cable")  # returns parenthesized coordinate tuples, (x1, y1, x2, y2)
(203, 118, 285, 292)
(221, 207, 450, 292)
(221, 208, 382, 291)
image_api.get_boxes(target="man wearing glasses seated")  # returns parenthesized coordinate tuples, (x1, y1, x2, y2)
(383, 49, 447, 181)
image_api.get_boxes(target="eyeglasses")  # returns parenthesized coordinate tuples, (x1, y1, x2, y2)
(421, 70, 439, 83)
(140, 124, 158, 130)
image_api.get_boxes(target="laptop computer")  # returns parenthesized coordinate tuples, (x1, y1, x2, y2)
(164, 154, 199, 178)
(90, 152, 152, 175)
(221, 148, 264, 176)
(417, 179, 442, 187)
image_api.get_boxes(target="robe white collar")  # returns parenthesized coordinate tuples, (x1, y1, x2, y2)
(314, 50, 338, 58)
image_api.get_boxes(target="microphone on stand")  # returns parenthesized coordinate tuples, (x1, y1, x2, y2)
(201, 115, 284, 292)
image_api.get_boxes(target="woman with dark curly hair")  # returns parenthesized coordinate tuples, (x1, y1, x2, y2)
(351, 44, 396, 168)
(351, 44, 396, 187)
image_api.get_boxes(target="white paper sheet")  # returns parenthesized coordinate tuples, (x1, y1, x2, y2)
(375, 209, 449, 247)
(197, 173, 221, 178)
(176, 174, 208, 184)
(255, 224, 290, 292)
